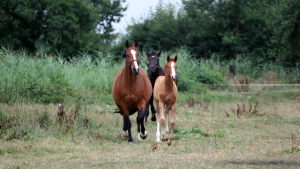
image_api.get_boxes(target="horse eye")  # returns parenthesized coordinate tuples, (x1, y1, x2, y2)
(126, 55, 129, 57)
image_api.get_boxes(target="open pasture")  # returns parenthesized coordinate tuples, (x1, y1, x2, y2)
(1, 95, 300, 168)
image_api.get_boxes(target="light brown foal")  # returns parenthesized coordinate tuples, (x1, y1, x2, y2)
(153, 55, 178, 146)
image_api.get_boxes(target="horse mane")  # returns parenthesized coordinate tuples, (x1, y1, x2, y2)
(121, 43, 134, 58)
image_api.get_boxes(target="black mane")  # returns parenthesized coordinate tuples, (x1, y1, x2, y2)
(121, 43, 133, 58)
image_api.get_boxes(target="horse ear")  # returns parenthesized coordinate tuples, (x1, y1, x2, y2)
(157, 51, 161, 57)
(134, 40, 138, 48)
(167, 55, 170, 62)
(146, 52, 151, 57)
(174, 55, 177, 62)
(125, 40, 129, 48)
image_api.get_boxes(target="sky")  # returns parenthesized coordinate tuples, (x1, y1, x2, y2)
(112, 0, 182, 34)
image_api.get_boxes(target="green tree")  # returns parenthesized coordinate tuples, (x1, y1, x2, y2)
(127, 1, 187, 52)
(0, 0, 46, 52)
(268, 0, 300, 66)
(0, 0, 127, 56)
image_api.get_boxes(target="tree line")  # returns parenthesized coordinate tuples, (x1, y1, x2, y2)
(124, 0, 300, 67)
(1, 0, 299, 67)
(0, 0, 126, 56)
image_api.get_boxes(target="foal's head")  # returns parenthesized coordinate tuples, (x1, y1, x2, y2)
(146, 51, 161, 73)
(122, 40, 140, 75)
(164, 55, 178, 82)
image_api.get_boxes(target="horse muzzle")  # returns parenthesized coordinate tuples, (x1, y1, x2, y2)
(171, 75, 176, 82)
(132, 67, 140, 75)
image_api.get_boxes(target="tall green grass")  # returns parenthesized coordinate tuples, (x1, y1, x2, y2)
(0, 47, 299, 104)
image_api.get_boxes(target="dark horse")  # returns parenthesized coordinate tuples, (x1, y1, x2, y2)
(112, 40, 152, 143)
(144, 51, 177, 123)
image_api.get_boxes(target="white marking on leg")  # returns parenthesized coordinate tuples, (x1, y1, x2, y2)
(123, 130, 128, 137)
(130, 50, 139, 70)
(156, 122, 161, 143)
(141, 131, 147, 137)
(137, 132, 141, 140)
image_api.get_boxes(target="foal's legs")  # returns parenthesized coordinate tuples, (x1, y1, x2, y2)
(154, 98, 161, 144)
(168, 103, 176, 146)
(162, 105, 171, 142)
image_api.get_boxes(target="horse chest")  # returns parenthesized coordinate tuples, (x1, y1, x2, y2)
(162, 94, 175, 104)
(124, 95, 139, 105)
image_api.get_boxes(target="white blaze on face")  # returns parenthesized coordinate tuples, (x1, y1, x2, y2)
(130, 50, 139, 70)
(171, 62, 176, 79)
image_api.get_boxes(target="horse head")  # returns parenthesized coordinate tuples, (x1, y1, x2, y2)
(146, 51, 161, 73)
(165, 55, 178, 82)
(122, 40, 140, 75)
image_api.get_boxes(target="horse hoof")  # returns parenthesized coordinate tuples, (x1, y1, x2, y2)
(162, 138, 168, 142)
(123, 130, 129, 137)
(141, 131, 148, 140)
(167, 142, 171, 146)
(156, 142, 160, 146)
(151, 116, 156, 121)
(129, 142, 134, 144)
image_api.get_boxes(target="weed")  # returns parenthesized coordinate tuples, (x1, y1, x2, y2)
(56, 104, 81, 135)
(291, 132, 300, 152)
(186, 97, 195, 107)
(38, 111, 52, 128)
(199, 101, 209, 111)
(7, 131, 27, 141)
(0, 115, 27, 140)
(96, 123, 103, 139)
(231, 101, 262, 117)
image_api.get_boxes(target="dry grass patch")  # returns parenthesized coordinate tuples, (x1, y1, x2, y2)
(1, 99, 300, 168)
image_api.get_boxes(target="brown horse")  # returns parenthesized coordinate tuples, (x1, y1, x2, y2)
(112, 40, 152, 143)
(153, 55, 178, 146)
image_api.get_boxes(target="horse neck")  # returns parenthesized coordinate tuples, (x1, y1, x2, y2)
(164, 73, 174, 92)
(124, 63, 137, 83)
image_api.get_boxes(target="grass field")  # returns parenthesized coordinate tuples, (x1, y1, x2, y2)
(1, 48, 300, 168)
(1, 94, 300, 168)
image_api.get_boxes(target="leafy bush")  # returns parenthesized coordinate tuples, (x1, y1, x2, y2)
(196, 71, 226, 85)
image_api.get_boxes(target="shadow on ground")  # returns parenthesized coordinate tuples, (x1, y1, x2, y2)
(220, 160, 300, 166)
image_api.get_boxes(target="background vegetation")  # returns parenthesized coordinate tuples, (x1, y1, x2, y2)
(1, 1, 300, 168)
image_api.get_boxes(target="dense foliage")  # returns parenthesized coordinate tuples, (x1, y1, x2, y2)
(0, 0, 126, 56)
(125, 0, 300, 66)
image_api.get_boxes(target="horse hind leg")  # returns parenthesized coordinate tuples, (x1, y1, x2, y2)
(144, 102, 150, 124)
(168, 104, 176, 146)
(136, 115, 142, 140)
(149, 96, 156, 122)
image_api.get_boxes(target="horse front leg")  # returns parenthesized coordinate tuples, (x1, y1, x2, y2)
(138, 100, 148, 140)
(162, 105, 171, 142)
(168, 103, 176, 146)
(154, 98, 161, 144)
(120, 104, 133, 143)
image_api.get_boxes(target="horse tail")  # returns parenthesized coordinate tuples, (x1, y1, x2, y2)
(113, 108, 138, 115)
